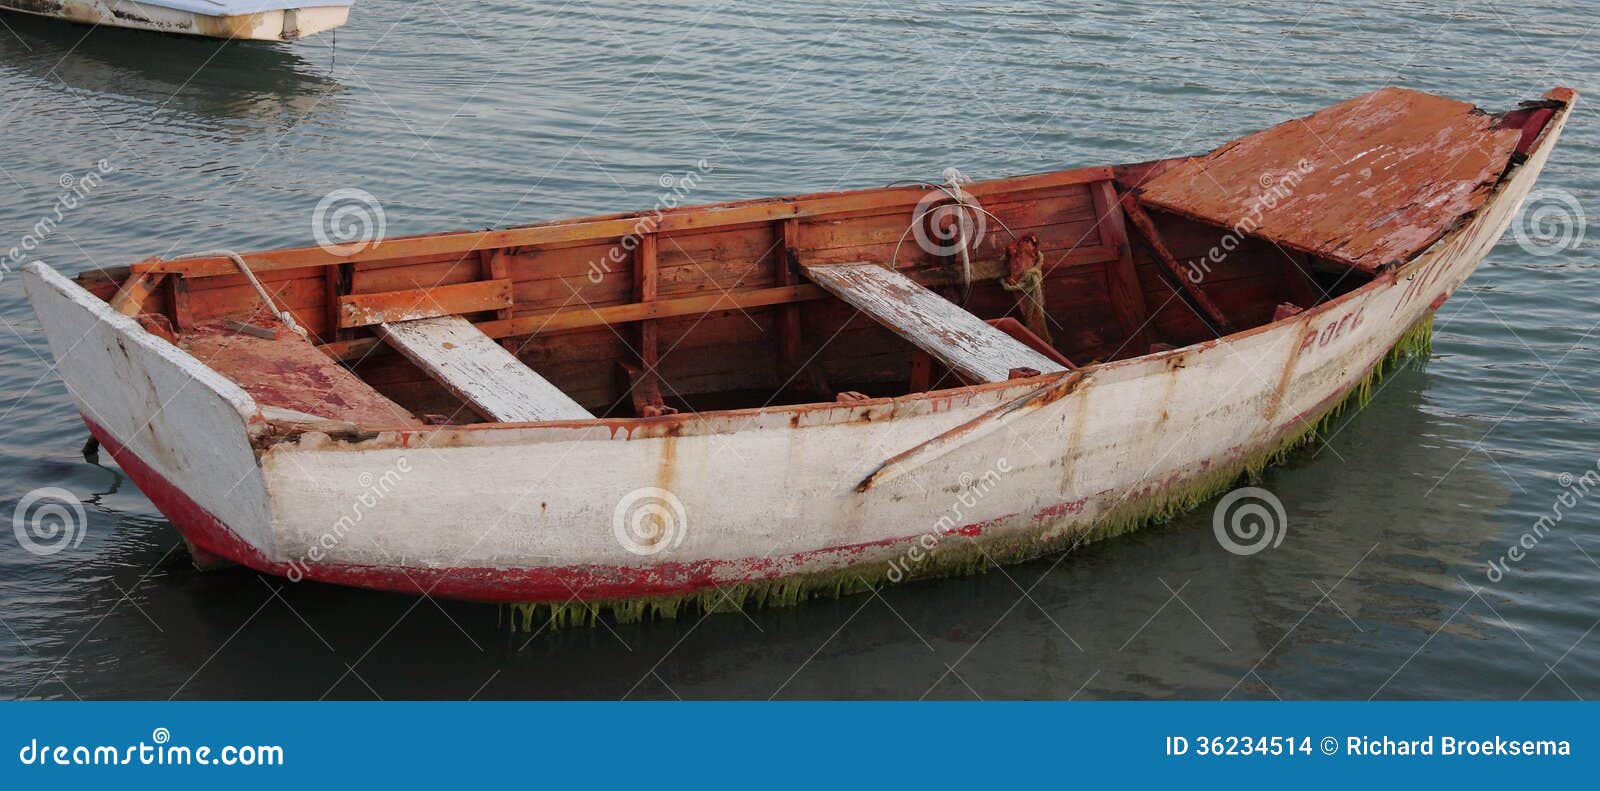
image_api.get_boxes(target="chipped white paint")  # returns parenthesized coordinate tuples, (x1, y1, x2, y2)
(376, 316, 592, 423)
(21, 101, 1571, 598)
(804, 261, 1068, 382)
(21, 262, 276, 556)
(0, 0, 351, 41)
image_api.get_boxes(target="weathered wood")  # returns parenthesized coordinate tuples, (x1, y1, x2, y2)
(110, 272, 165, 317)
(133, 166, 1116, 279)
(180, 317, 423, 427)
(777, 219, 803, 368)
(1091, 181, 1154, 353)
(321, 283, 832, 360)
(338, 279, 513, 329)
(323, 263, 353, 343)
(630, 234, 673, 416)
(1121, 198, 1235, 335)
(167, 275, 194, 331)
(481, 249, 516, 351)
(801, 261, 1068, 384)
(1139, 87, 1522, 273)
(376, 315, 592, 423)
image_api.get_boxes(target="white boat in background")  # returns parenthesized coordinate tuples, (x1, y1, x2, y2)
(0, 0, 353, 41)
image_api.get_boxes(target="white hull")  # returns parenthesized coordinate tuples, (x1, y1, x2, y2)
(0, 1, 349, 41)
(20, 96, 1572, 616)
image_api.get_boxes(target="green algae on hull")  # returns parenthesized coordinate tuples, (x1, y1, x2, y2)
(504, 315, 1436, 632)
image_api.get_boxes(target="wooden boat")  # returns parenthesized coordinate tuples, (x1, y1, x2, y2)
(0, 0, 352, 41)
(23, 86, 1576, 627)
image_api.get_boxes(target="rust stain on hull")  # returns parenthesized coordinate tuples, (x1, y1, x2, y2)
(1138, 87, 1522, 273)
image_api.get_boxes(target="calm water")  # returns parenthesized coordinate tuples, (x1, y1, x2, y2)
(1, 1, 1597, 700)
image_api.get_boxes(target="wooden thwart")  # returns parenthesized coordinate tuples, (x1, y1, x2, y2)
(376, 315, 592, 423)
(339, 279, 513, 329)
(801, 261, 1068, 384)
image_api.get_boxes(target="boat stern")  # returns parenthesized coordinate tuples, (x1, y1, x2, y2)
(20, 261, 279, 564)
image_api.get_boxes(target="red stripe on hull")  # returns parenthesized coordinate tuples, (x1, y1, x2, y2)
(80, 318, 1424, 606)
(83, 416, 942, 602)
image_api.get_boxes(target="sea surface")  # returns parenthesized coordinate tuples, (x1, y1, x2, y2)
(0, 1, 1596, 700)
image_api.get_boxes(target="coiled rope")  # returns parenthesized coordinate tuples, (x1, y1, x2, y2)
(999, 237, 1053, 344)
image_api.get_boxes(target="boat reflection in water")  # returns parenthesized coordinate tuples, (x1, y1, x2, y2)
(0, 11, 342, 130)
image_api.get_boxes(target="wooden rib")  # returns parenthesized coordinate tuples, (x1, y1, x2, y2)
(631, 233, 670, 415)
(1120, 197, 1235, 335)
(337, 279, 513, 328)
(481, 249, 516, 351)
(777, 219, 802, 369)
(134, 166, 1115, 278)
(110, 272, 165, 317)
(165, 274, 193, 330)
(323, 263, 353, 343)
(1091, 181, 1154, 354)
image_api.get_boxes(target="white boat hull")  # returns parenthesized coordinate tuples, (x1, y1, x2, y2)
(19, 96, 1572, 622)
(0, 0, 349, 41)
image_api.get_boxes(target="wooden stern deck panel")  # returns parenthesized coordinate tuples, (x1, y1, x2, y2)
(801, 261, 1069, 383)
(179, 315, 423, 427)
(1138, 87, 1522, 272)
(375, 316, 593, 423)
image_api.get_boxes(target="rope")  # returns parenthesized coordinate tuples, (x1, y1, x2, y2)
(999, 244, 1053, 345)
(942, 168, 976, 304)
(886, 168, 1022, 308)
(170, 249, 308, 338)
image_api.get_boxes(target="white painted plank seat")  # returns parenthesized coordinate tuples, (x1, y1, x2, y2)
(375, 316, 593, 422)
(801, 261, 1069, 383)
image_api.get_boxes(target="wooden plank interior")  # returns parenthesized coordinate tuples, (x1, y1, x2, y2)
(376, 316, 592, 422)
(801, 261, 1069, 384)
